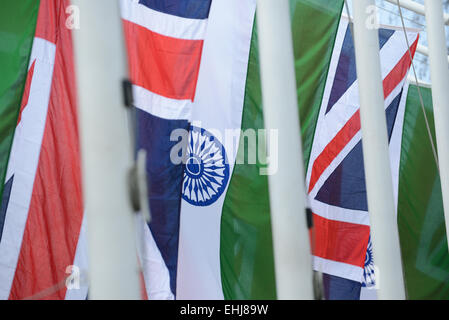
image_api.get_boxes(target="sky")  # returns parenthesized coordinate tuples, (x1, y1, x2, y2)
(345, 0, 449, 83)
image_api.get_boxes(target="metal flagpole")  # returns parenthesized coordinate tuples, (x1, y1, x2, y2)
(424, 0, 449, 252)
(352, 0, 406, 299)
(256, 0, 314, 300)
(72, 0, 141, 299)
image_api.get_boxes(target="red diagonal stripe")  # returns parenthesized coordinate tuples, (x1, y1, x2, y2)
(383, 36, 418, 99)
(308, 110, 360, 193)
(308, 36, 418, 193)
(17, 60, 36, 126)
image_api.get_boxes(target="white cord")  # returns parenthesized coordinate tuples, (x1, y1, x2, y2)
(396, 1, 440, 170)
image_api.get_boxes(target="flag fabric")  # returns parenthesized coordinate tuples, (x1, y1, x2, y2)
(397, 84, 449, 299)
(0, 0, 443, 302)
(125, 0, 344, 299)
(359, 84, 449, 300)
(175, 0, 257, 299)
(0, 1, 39, 240)
(0, 0, 87, 300)
(305, 17, 418, 299)
(121, 0, 212, 299)
(219, 0, 344, 299)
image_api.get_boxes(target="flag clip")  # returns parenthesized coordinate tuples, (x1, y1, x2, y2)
(122, 79, 134, 108)
(128, 149, 151, 223)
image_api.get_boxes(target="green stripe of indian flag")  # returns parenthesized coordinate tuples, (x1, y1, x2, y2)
(220, 0, 344, 300)
(398, 84, 449, 299)
(0, 1, 40, 217)
(176, 0, 257, 299)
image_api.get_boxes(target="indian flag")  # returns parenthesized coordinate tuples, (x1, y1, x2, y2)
(178, 0, 345, 299)
(127, 0, 344, 299)
(397, 84, 449, 299)
(1, 0, 445, 301)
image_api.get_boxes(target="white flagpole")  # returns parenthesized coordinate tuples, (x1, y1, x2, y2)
(72, 0, 140, 299)
(352, 0, 406, 299)
(256, 0, 314, 300)
(424, 0, 449, 251)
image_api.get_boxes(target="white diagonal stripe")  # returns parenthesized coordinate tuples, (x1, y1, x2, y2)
(120, 0, 208, 40)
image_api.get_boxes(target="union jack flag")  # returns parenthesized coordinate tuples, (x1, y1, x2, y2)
(306, 16, 418, 291)
(121, 0, 212, 299)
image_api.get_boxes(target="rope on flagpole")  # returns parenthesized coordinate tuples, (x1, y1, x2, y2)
(377, 3, 425, 27)
(344, 0, 439, 171)
(396, 1, 440, 171)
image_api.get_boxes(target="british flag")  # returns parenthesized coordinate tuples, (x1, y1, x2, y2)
(120, 0, 212, 299)
(306, 16, 418, 295)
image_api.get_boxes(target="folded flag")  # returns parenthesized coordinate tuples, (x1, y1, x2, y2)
(126, 0, 345, 299)
(306, 16, 418, 299)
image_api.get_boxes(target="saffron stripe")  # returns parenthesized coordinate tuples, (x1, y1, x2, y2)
(123, 19, 204, 101)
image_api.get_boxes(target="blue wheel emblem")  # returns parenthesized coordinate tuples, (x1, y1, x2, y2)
(362, 236, 376, 287)
(182, 126, 230, 206)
